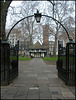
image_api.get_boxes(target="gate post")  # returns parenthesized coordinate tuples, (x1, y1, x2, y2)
(1, 41, 10, 85)
(66, 40, 75, 86)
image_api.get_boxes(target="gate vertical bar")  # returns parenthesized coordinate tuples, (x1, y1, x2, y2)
(17, 40, 19, 76)
(66, 43, 69, 85)
(75, 43, 76, 86)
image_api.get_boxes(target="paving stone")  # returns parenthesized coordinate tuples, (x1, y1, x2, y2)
(14, 91, 27, 99)
(39, 89, 51, 99)
(1, 90, 7, 94)
(38, 80, 49, 84)
(5, 87, 18, 94)
(27, 77, 38, 85)
(52, 94, 64, 99)
(12, 79, 28, 84)
(64, 97, 75, 99)
(47, 74, 58, 78)
(38, 76, 48, 80)
(59, 87, 71, 92)
(49, 86, 59, 90)
(39, 84, 51, 99)
(40, 93, 52, 99)
(27, 74, 37, 77)
(1, 91, 7, 99)
(43, 70, 51, 72)
(13, 83, 26, 86)
(1, 93, 15, 99)
(49, 78, 62, 83)
(1, 58, 75, 99)
(62, 91, 75, 97)
(18, 86, 28, 91)
(69, 87, 75, 95)
(48, 83, 62, 87)
(27, 89, 39, 99)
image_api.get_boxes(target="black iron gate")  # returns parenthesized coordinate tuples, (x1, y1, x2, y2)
(9, 41, 19, 82)
(1, 40, 19, 85)
(57, 40, 76, 86)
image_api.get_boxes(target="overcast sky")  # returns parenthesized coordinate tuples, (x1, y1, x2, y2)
(6, 1, 75, 43)
(6, 1, 75, 29)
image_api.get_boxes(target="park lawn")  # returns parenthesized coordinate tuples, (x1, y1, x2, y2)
(10, 56, 17, 60)
(19, 56, 32, 61)
(10, 56, 32, 61)
(42, 57, 58, 61)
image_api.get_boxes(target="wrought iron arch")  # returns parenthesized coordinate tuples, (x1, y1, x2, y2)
(6, 12, 70, 41)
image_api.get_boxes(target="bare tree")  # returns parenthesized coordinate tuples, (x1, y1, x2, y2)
(47, 1, 75, 55)
(60, 16, 75, 41)
(7, 1, 39, 46)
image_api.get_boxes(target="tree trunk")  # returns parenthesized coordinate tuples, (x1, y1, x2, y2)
(53, 23, 58, 56)
(1, 1, 12, 41)
(53, 34, 57, 56)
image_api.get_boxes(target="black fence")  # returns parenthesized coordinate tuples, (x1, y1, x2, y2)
(57, 40, 76, 86)
(1, 41, 19, 85)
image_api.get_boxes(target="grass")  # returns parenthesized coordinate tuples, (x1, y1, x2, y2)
(42, 56, 73, 62)
(10, 56, 32, 61)
(19, 56, 32, 61)
(42, 56, 58, 61)
(10, 56, 17, 60)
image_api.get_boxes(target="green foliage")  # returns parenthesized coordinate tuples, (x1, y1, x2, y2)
(10, 56, 33, 61)
(60, 56, 66, 60)
(42, 57, 58, 61)
(19, 56, 32, 61)
(10, 56, 17, 60)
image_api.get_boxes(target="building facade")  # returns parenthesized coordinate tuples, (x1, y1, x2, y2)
(19, 40, 29, 56)
(29, 49, 47, 58)
(29, 42, 47, 58)
(49, 41, 55, 55)
(43, 24, 49, 54)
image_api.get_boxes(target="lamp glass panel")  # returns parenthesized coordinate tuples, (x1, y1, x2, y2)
(36, 17, 40, 22)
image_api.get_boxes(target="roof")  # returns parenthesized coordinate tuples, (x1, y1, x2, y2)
(29, 41, 47, 49)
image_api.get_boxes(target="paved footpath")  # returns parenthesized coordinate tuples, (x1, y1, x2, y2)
(1, 58, 75, 99)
